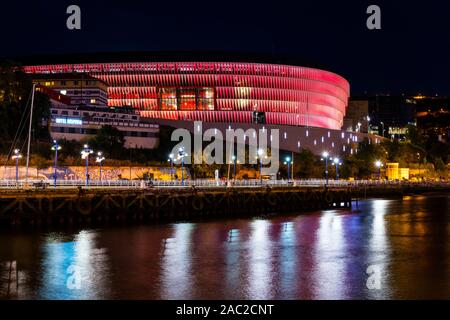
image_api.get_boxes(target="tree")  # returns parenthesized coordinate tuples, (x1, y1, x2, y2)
(89, 125, 125, 159)
(0, 61, 50, 153)
(295, 149, 321, 179)
(349, 139, 388, 178)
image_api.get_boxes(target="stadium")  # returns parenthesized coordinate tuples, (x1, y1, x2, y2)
(23, 56, 349, 130)
(21, 53, 375, 154)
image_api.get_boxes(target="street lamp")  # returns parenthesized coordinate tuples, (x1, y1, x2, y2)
(11, 149, 22, 182)
(178, 147, 188, 186)
(168, 154, 174, 180)
(284, 156, 293, 181)
(257, 148, 264, 185)
(380, 122, 385, 137)
(321, 151, 330, 186)
(232, 155, 237, 180)
(333, 157, 342, 180)
(51, 140, 61, 187)
(96, 152, 105, 182)
(227, 154, 237, 183)
(81, 144, 93, 186)
(375, 160, 383, 180)
(417, 153, 421, 181)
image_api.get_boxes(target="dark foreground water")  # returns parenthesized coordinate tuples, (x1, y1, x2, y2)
(0, 194, 449, 300)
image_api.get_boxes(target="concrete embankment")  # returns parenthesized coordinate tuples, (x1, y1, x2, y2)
(0, 184, 448, 229)
(350, 184, 450, 198)
(0, 186, 352, 228)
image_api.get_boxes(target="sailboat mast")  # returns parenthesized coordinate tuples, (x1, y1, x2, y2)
(25, 83, 36, 182)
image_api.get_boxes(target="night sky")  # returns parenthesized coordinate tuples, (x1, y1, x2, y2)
(1, 0, 450, 96)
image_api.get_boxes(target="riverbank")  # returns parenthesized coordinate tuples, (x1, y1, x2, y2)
(0, 184, 448, 229)
(350, 183, 450, 198)
(0, 186, 352, 228)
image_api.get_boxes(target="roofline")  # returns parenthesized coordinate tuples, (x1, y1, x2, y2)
(5, 50, 333, 72)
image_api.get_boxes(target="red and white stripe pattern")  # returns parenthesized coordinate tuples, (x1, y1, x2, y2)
(24, 62, 350, 130)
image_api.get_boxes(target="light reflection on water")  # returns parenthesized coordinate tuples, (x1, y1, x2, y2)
(0, 195, 449, 300)
(39, 231, 109, 299)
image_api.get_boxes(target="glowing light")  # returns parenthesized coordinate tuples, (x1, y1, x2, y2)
(25, 62, 350, 130)
(55, 118, 82, 125)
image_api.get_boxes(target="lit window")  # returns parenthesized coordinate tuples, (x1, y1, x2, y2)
(90, 99, 96, 104)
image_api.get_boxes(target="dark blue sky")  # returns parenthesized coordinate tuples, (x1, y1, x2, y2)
(1, 0, 450, 96)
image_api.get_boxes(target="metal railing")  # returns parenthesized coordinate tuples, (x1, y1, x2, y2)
(0, 178, 448, 190)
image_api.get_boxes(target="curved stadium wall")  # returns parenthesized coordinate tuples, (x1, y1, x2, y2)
(23, 62, 350, 130)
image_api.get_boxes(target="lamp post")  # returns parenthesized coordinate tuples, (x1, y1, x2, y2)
(417, 153, 421, 181)
(168, 154, 174, 180)
(178, 147, 188, 186)
(333, 157, 342, 180)
(322, 151, 330, 186)
(11, 149, 22, 183)
(257, 148, 264, 185)
(232, 155, 237, 180)
(375, 160, 383, 181)
(227, 154, 237, 184)
(81, 144, 93, 186)
(284, 156, 292, 181)
(51, 140, 61, 187)
(96, 152, 105, 182)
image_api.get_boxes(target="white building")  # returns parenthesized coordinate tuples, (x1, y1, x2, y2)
(50, 105, 159, 149)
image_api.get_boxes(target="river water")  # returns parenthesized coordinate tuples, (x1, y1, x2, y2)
(0, 194, 449, 300)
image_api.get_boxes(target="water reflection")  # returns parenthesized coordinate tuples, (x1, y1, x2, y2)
(246, 220, 273, 299)
(276, 221, 297, 299)
(39, 231, 109, 299)
(313, 211, 346, 299)
(160, 223, 194, 299)
(0, 195, 449, 300)
(367, 200, 390, 299)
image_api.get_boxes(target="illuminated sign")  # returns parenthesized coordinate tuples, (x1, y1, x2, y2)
(55, 117, 83, 125)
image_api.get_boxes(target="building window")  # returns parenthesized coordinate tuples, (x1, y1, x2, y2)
(179, 88, 196, 111)
(157, 87, 215, 111)
(197, 88, 215, 111)
(158, 88, 177, 110)
(90, 99, 96, 104)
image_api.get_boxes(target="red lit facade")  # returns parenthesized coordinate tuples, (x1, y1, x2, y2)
(23, 62, 350, 130)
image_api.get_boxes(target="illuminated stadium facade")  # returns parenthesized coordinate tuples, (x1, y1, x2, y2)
(23, 61, 349, 131)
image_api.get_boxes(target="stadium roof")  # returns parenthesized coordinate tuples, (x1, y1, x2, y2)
(6, 51, 331, 71)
